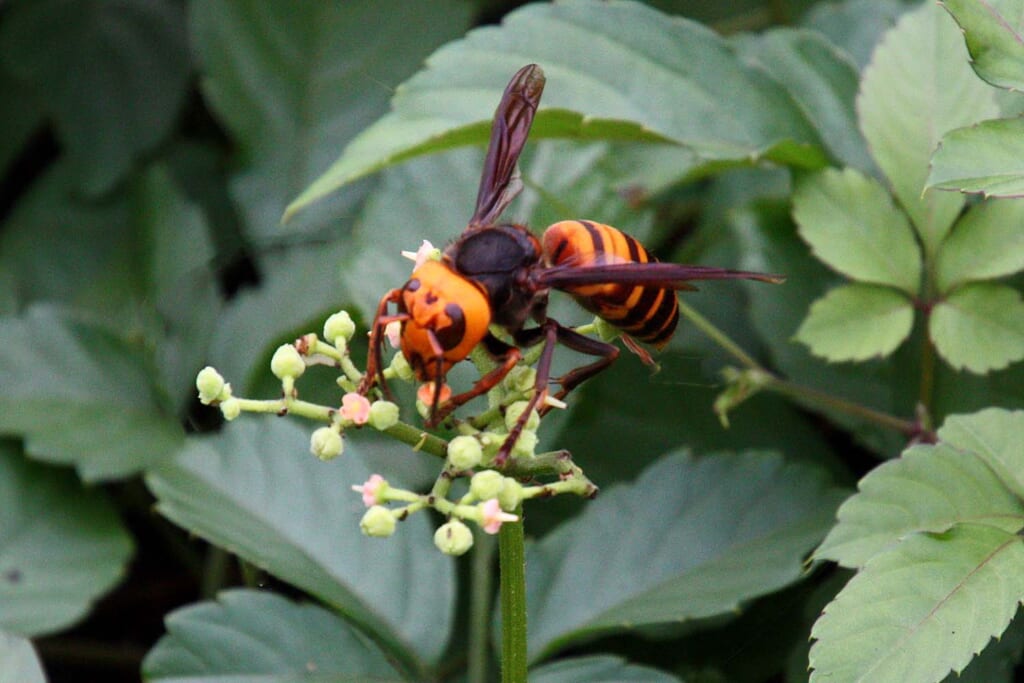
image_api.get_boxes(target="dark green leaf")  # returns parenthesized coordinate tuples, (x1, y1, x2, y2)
(858, 1, 998, 255)
(526, 451, 844, 659)
(0, 445, 133, 635)
(0, 0, 189, 194)
(736, 28, 872, 171)
(928, 117, 1024, 198)
(286, 0, 827, 218)
(0, 66, 42, 176)
(810, 524, 1024, 683)
(143, 590, 402, 682)
(795, 284, 915, 362)
(0, 306, 184, 480)
(192, 0, 472, 241)
(942, 0, 1024, 91)
(145, 418, 454, 673)
(133, 166, 221, 413)
(531, 655, 681, 682)
(930, 282, 1024, 373)
(802, 0, 906, 69)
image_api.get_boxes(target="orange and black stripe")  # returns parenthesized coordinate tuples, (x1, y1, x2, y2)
(541, 220, 679, 348)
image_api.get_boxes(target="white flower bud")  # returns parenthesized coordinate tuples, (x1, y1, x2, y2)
(434, 520, 474, 556)
(447, 435, 483, 470)
(196, 366, 227, 404)
(360, 505, 396, 537)
(324, 311, 356, 344)
(270, 344, 305, 379)
(310, 427, 343, 460)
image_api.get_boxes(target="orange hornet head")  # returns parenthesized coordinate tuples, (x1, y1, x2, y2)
(399, 260, 492, 382)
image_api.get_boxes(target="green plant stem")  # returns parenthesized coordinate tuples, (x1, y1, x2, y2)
(468, 530, 497, 683)
(676, 299, 761, 370)
(764, 375, 922, 437)
(499, 505, 528, 683)
(677, 299, 929, 439)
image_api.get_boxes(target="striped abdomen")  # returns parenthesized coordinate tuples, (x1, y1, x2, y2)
(541, 220, 679, 348)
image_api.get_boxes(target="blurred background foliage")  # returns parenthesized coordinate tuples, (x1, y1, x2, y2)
(1, 0, 1021, 681)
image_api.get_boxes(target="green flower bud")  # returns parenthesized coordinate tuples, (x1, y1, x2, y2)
(367, 400, 400, 431)
(447, 435, 483, 470)
(196, 366, 227, 404)
(593, 316, 621, 342)
(470, 470, 505, 501)
(497, 478, 523, 510)
(434, 520, 474, 556)
(511, 430, 538, 459)
(323, 311, 356, 344)
(220, 397, 241, 421)
(389, 352, 414, 381)
(310, 426, 343, 460)
(502, 365, 536, 395)
(270, 344, 305, 380)
(360, 505, 396, 537)
(504, 401, 540, 432)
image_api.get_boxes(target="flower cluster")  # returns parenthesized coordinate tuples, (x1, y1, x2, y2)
(196, 301, 597, 556)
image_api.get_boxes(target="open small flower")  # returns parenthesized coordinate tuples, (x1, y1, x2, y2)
(352, 474, 388, 507)
(384, 320, 402, 349)
(401, 240, 438, 269)
(479, 498, 518, 534)
(340, 392, 371, 425)
(417, 382, 452, 407)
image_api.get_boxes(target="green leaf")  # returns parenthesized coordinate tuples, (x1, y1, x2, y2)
(815, 442, 1024, 568)
(939, 408, 1024, 501)
(930, 282, 1024, 373)
(0, 445, 133, 636)
(143, 589, 402, 683)
(946, 610, 1024, 683)
(730, 202, 911, 457)
(145, 418, 454, 674)
(192, 0, 472, 240)
(286, 0, 827, 218)
(0, 161, 137, 320)
(803, 0, 907, 69)
(0, 0, 189, 194)
(942, 0, 1024, 91)
(0, 306, 184, 481)
(810, 523, 1024, 683)
(735, 28, 872, 172)
(936, 198, 1024, 292)
(0, 632, 46, 683)
(795, 283, 914, 362)
(531, 655, 681, 682)
(526, 451, 844, 659)
(928, 117, 1024, 198)
(858, 0, 998, 256)
(0, 66, 42, 177)
(133, 166, 221, 413)
(792, 168, 921, 294)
